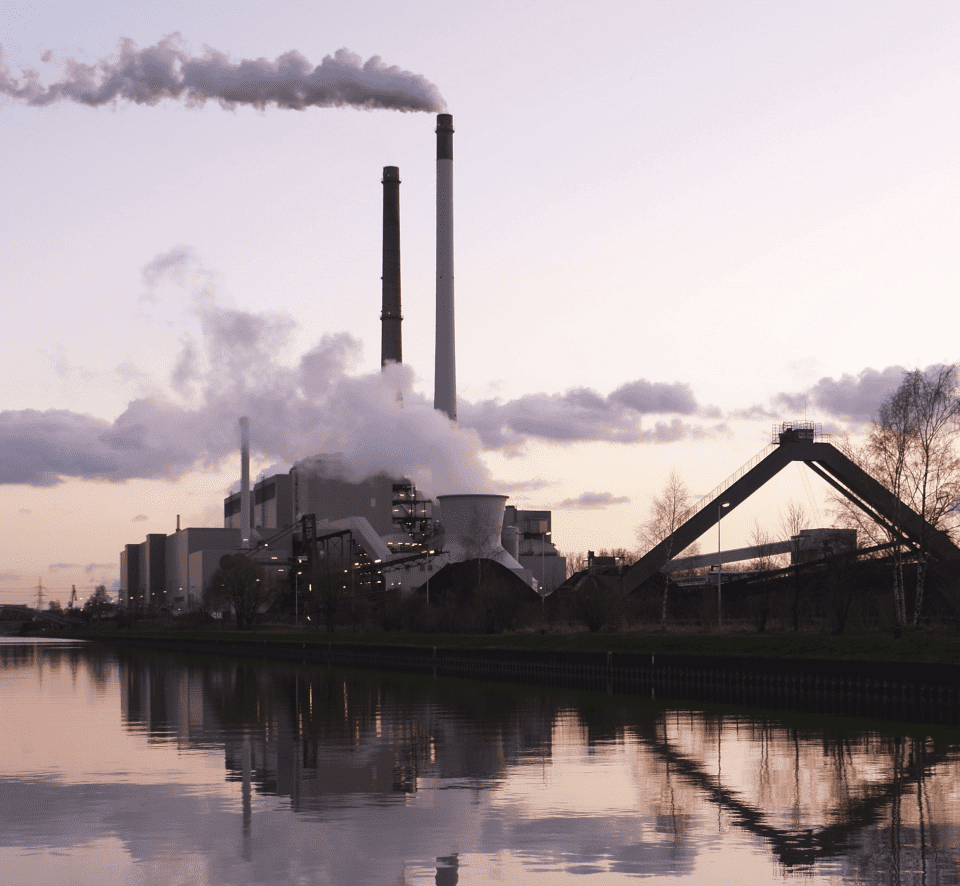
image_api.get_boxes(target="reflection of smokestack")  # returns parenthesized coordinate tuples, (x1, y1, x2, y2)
(381, 166, 402, 367)
(239, 417, 251, 548)
(434, 113, 456, 421)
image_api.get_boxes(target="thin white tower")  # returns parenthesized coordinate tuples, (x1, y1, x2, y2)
(434, 113, 456, 421)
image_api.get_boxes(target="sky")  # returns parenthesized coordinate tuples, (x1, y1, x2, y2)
(2, 1, 959, 604)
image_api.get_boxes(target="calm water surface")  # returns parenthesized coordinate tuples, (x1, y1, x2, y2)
(1, 639, 958, 885)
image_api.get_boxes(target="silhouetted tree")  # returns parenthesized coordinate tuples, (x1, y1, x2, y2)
(780, 499, 807, 631)
(307, 556, 351, 633)
(831, 366, 960, 626)
(636, 468, 699, 628)
(205, 555, 272, 629)
(749, 519, 779, 632)
(82, 585, 113, 622)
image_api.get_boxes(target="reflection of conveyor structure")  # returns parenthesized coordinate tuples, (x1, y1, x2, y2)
(623, 422, 960, 593)
(636, 720, 949, 869)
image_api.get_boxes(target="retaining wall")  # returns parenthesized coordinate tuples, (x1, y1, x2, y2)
(99, 635, 960, 725)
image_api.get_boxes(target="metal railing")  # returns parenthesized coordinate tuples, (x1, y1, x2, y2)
(688, 442, 777, 519)
(686, 420, 833, 521)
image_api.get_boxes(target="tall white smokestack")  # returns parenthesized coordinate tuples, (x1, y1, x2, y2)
(239, 416, 251, 548)
(434, 113, 456, 421)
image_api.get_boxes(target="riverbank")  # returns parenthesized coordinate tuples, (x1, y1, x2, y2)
(61, 623, 960, 724)
(65, 622, 960, 664)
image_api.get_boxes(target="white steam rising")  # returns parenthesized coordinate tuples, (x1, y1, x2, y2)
(0, 247, 486, 496)
(0, 35, 445, 112)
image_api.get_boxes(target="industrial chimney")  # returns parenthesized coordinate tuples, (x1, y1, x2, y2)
(434, 113, 456, 421)
(380, 166, 402, 367)
(239, 416, 251, 549)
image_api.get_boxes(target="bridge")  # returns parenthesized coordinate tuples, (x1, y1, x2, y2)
(0, 604, 71, 632)
(621, 421, 960, 594)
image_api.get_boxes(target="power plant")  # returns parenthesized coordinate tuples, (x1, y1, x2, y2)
(115, 112, 960, 621)
(119, 113, 565, 614)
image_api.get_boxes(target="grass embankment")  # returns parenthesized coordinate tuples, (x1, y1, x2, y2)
(65, 623, 960, 665)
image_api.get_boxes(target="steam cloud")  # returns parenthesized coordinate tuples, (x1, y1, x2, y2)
(0, 250, 727, 493)
(0, 248, 485, 495)
(0, 35, 445, 112)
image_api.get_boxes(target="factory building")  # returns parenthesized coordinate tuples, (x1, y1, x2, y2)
(791, 528, 858, 565)
(501, 506, 565, 594)
(222, 459, 433, 544)
(224, 473, 293, 533)
(120, 525, 291, 613)
(119, 113, 562, 610)
(292, 456, 398, 537)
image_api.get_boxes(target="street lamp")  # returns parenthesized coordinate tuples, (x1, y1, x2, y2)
(718, 501, 730, 628)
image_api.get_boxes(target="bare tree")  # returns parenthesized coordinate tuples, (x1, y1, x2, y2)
(462, 505, 508, 597)
(308, 556, 351, 633)
(749, 519, 779, 633)
(830, 366, 960, 626)
(779, 499, 807, 631)
(900, 366, 960, 623)
(636, 469, 695, 554)
(564, 551, 586, 577)
(636, 468, 699, 629)
(83, 585, 113, 621)
(205, 554, 273, 628)
(830, 430, 909, 622)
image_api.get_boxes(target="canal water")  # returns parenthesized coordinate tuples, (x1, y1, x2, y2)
(1, 639, 958, 885)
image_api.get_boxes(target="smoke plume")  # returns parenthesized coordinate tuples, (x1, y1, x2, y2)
(0, 35, 445, 112)
(0, 248, 485, 495)
(1, 249, 732, 494)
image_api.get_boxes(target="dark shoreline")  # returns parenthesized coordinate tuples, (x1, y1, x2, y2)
(68, 628, 960, 725)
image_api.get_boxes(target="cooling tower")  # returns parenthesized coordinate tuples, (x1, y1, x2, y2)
(436, 494, 533, 587)
(434, 113, 456, 421)
(501, 525, 521, 561)
(380, 165, 402, 367)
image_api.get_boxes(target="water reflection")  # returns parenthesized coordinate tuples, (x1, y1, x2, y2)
(2, 640, 959, 885)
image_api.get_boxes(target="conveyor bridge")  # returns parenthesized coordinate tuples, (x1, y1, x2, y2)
(622, 421, 960, 594)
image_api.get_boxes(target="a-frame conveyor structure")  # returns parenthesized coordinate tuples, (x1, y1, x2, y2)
(622, 422, 960, 594)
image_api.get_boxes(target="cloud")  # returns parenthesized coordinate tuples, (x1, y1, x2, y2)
(132, 514, 148, 522)
(557, 491, 632, 509)
(18, 508, 30, 515)
(141, 244, 201, 302)
(608, 380, 698, 414)
(495, 477, 555, 493)
(777, 365, 907, 424)
(738, 364, 946, 426)
(48, 563, 80, 571)
(0, 35, 445, 112)
(0, 573, 20, 582)
(459, 382, 722, 451)
(0, 254, 492, 497)
(0, 251, 726, 492)
(85, 563, 116, 574)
